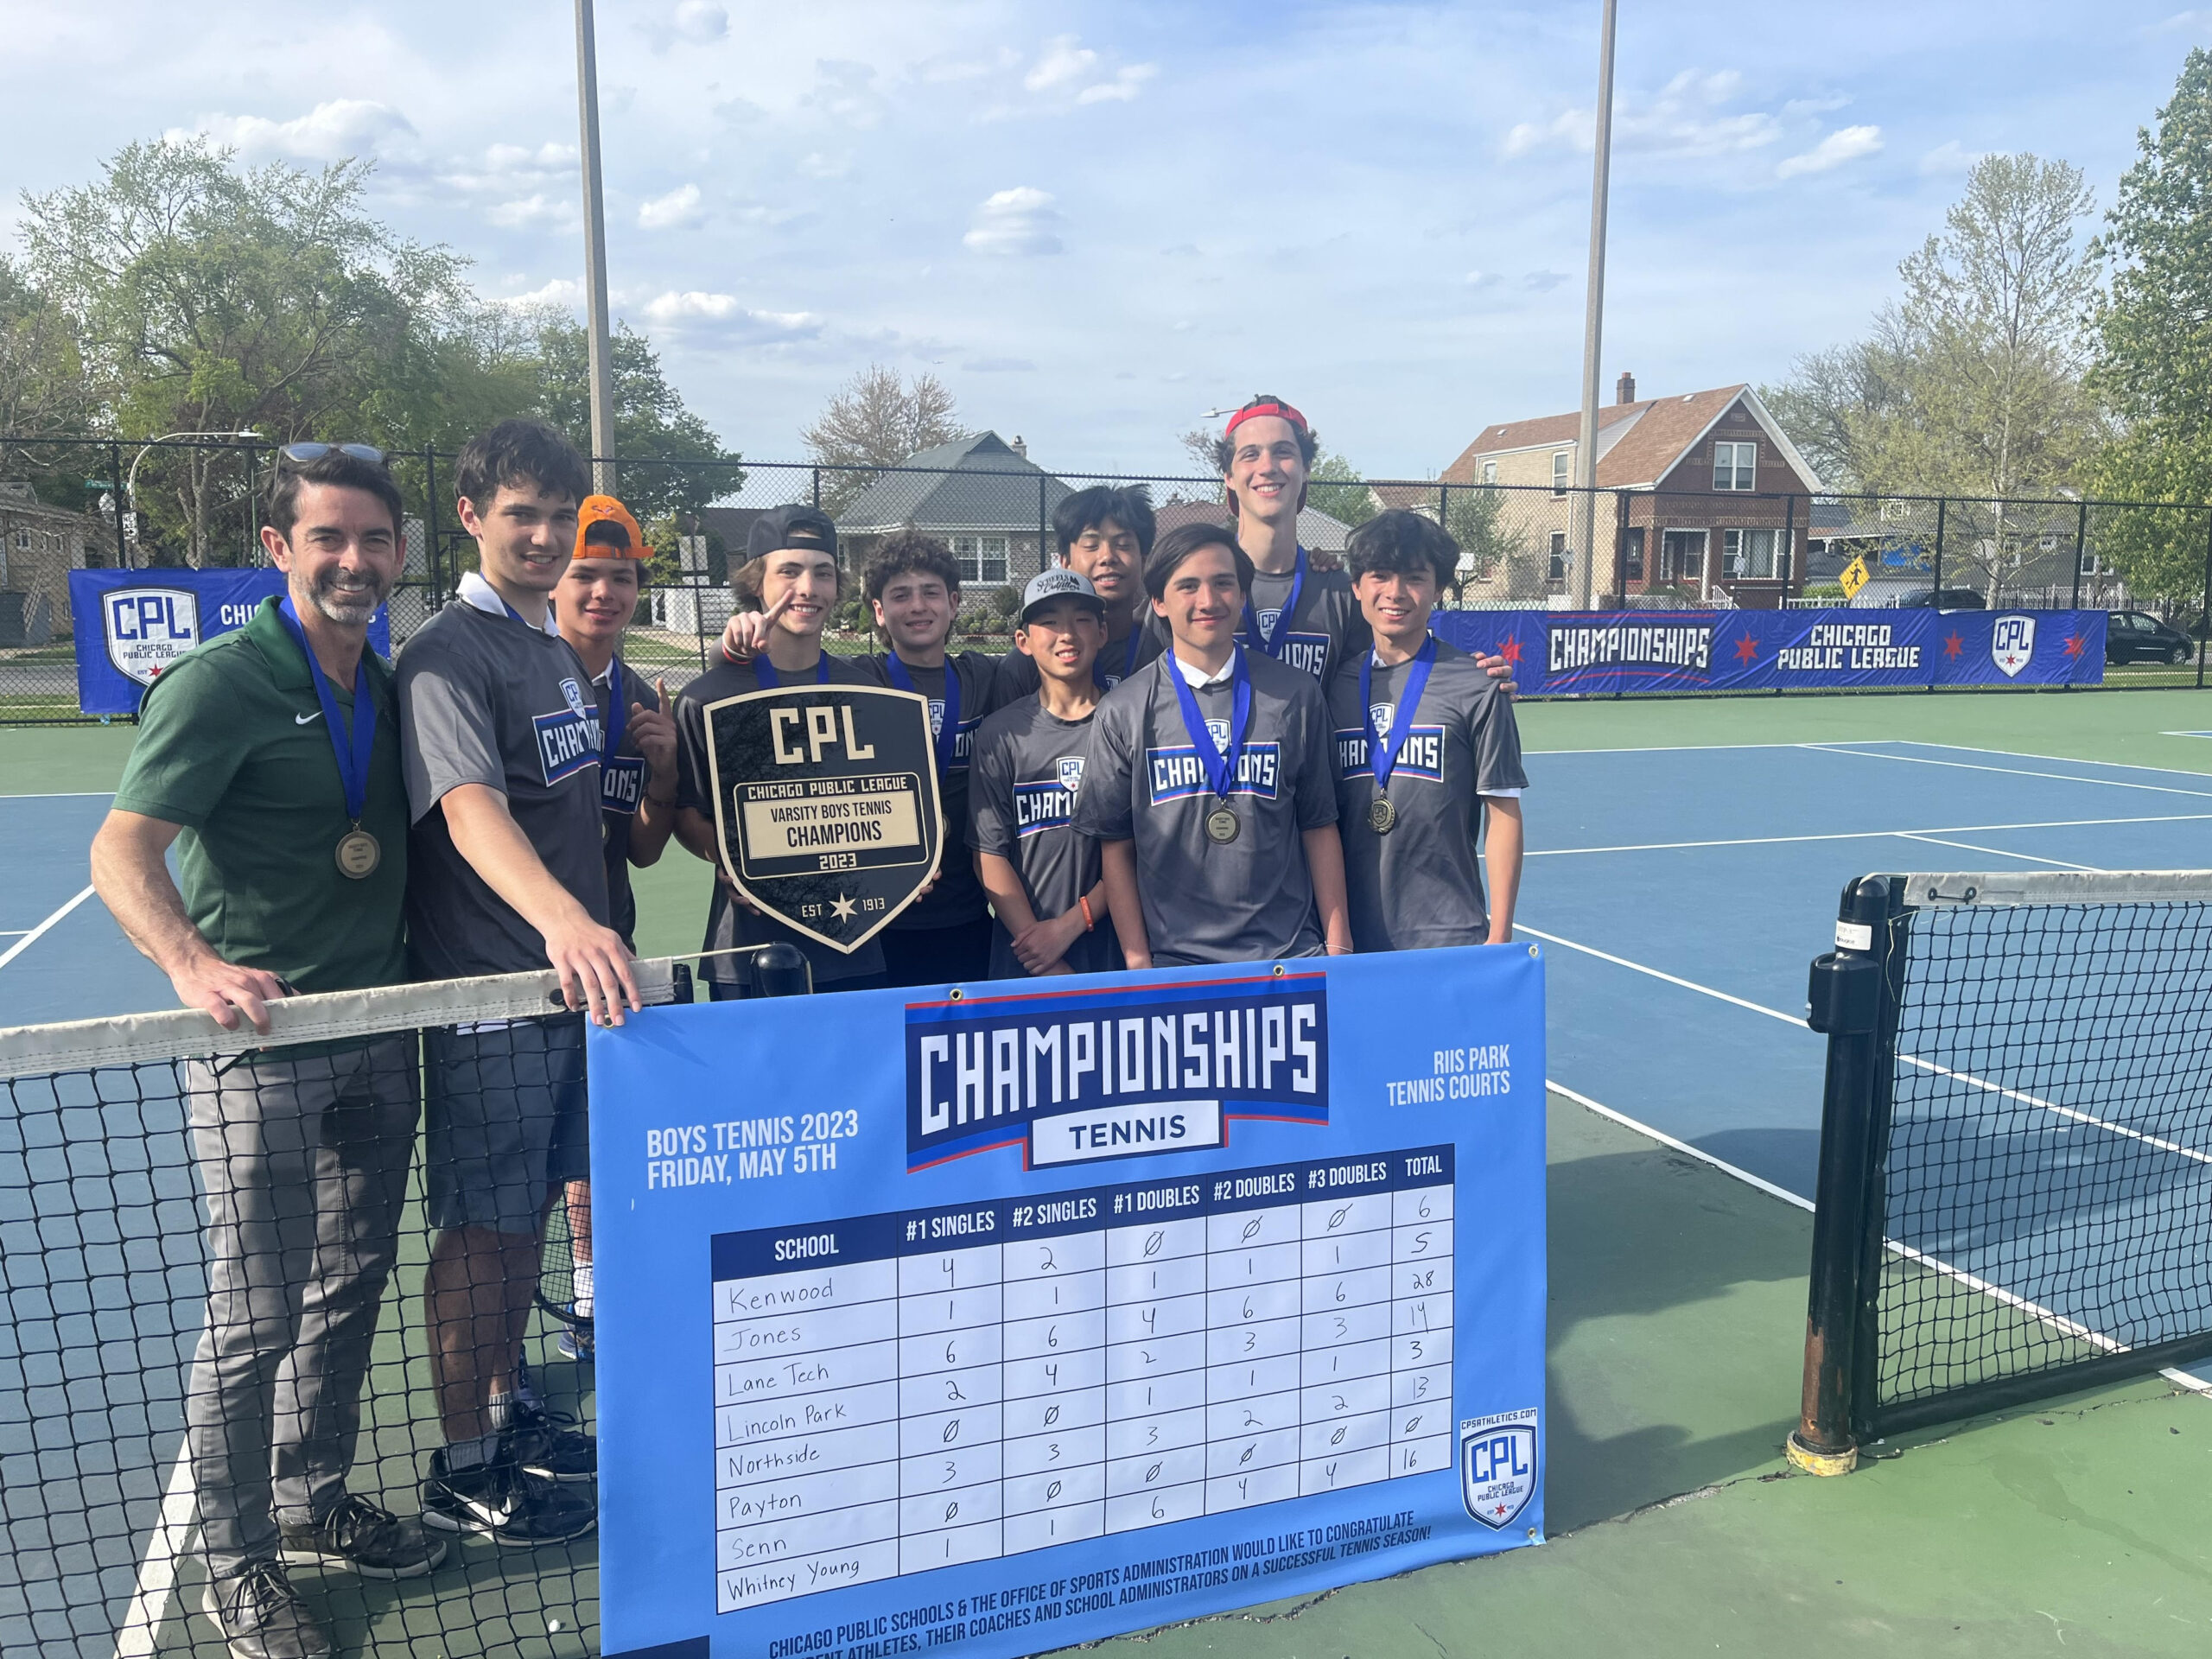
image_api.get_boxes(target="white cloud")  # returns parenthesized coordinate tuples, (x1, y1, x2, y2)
(1920, 138, 1987, 175)
(1465, 270, 1502, 289)
(1777, 124, 1883, 178)
(1020, 35, 1157, 106)
(1026, 35, 1098, 92)
(639, 182, 704, 229)
(1077, 65, 1158, 105)
(639, 290, 823, 340)
(493, 278, 583, 310)
(1522, 270, 1568, 291)
(173, 99, 417, 163)
(963, 186, 1064, 256)
(672, 1, 728, 42)
(489, 194, 572, 229)
(1504, 69, 1778, 161)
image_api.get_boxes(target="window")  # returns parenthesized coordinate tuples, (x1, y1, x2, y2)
(1481, 460, 1498, 486)
(1713, 442, 1756, 492)
(1721, 527, 1787, 579)
(2080, 549, 2101, 576)
(10, 529, 26, 551)
(1660, 529, 1706, 581)
(1622, 526, 1645, 582)
(1548, 531, 1568, 581)
(950, 535, 1008, 585)
(1551, 451, 1571, 496)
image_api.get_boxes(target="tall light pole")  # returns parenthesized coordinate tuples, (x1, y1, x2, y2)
(1572, 0, 1618, 610)
(575, 0, 618, 494)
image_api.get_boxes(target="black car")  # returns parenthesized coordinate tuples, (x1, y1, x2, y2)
(1892, 588, 1988, 609)
(2106, 609, 2196, 666)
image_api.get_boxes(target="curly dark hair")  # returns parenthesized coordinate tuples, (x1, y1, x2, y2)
(862, 529, 964, 606)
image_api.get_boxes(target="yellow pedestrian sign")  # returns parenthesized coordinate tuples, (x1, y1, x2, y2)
(1840, 555, 1870, 599)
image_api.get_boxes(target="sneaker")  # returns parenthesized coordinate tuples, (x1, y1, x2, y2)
(421, 1450, 596, 1546)
(278, 1493, 448, 1580)
(556, 1322, 594, 1362)
(504, 1400, 597, 1482)
(198, 1560, 332, 1659)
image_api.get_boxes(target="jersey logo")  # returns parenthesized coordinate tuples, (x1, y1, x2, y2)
(1145, 742, 1281, 804)
(1013, 778, 1078, 835)
(1334, 725, 1446, 782)
(927, 700, 980, 769)
(561, 677, 588, 719)
(1057, 754, 1085, 793)
(533, 702, 604, 785)
(1205, 717, 1230, 752)
(1256, 607, 1283, 633)
(1370, 701, 1395, 731)
(601, 755, 645, 814)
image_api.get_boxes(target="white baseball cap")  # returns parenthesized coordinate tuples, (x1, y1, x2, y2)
(1020, 567, 1107, 623)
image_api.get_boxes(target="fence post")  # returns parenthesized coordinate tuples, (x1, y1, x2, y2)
(1783, 493, 1796, 596)
(1038, 472, 1049, 585)
(1788, 874, 1896, 1476)
(1929, 497, 1945, 599)
(2071, 497, 2088, 613)
(812, 467, 822, 510)
(423, 446, 445, 607)
(2200, 508, 2211, 691)
(109, 441, 129, 569)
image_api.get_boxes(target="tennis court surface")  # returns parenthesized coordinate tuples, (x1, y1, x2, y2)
(7, 690, 2212, 1657)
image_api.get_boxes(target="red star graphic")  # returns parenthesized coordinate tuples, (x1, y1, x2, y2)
(2063, 633, 2084, 658)
(1732, 636, 1759, 664)
(1942, 631, 1964, 660)
(1499, 635, 1524, 665)
(1493, 1503, 1509, 1516)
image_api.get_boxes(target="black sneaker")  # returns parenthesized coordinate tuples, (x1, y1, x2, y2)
(199, 1560, 332, 1659)
(421, 1451, 595, 1546)
(278, 1493, 448, 1580)
(504, 1400, 597, 1482)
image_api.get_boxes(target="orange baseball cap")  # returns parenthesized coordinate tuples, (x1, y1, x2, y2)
(575, 494, 651, 560)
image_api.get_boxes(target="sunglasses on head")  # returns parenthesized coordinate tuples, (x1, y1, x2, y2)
(280, 442, 387, 467)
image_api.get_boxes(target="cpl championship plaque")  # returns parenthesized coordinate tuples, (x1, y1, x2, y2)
(702, 684, 943, 952)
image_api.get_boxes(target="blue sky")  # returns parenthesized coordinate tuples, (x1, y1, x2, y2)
(4, 2, 2210, 477)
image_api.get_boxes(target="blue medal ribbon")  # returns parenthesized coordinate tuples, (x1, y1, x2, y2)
(1241, 546, 1306, 661)
(1359, 637, 1437, 791)
(276, 597, 375, 826)
(753, 654, 830, 689)
(601, 656, 626, 764)
(884, 653, 962, 776)
(1168, 646, 1253, 805)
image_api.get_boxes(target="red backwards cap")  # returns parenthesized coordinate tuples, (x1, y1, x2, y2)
(1224, 398, 1308, 439)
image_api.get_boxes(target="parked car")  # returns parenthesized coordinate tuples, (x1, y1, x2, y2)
(2106, 610, 2197, 666)
(1892, 588, 1987, 609)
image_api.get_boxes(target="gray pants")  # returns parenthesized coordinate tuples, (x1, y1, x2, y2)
(184, 1036, 419, 1578)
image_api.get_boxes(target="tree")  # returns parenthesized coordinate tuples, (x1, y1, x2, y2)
(1304, 452, 1377, 530)
(802, 365, 963, 516)
(531, 316, 739, 522)
(1758, 342, 1906, 493)
(2089, 49, 2212, 602)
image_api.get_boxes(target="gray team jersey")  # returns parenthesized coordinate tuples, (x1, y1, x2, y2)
(671, 652, 887, 987)
(858, 651, 1007, 931)
(1073, 649, 1338, 966)
(595, 659, 662, 950)
(1239, 556, 1369, 684)
(398, 599, 611, 979)
(992, 607, 1164, 701)
(1327, 639, 1528, 952)
(968, 697, 1121, 978)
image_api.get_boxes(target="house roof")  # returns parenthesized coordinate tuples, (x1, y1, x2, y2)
(1445, 385, 1826, 494)
(842, 431, 1073, 534)
(1151, 498, 1356, 553)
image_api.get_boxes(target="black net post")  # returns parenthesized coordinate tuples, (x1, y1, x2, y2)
(2199, 508, 2210, 690)
(1788, 874, 1897, 1474)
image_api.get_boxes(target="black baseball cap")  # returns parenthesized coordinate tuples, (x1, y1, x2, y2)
(747, 504, 838, 563)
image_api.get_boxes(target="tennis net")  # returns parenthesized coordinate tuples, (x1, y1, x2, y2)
(1791, 870, 2212, 1465)
(0, 957, 688, 1659)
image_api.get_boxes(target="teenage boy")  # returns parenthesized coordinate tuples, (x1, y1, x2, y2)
(969, 569, 1119, 977)
(1330, 510, 1526, 953)
(995, 484, 1163, 697)
(1075, 521, 1352, 966)
(546, 495, 682, 1360)
(671, 505, 888, 995)
(398, 418, 632, 1546)
(92, 446, 437, 1658)
(1214, 394, 1365, 683)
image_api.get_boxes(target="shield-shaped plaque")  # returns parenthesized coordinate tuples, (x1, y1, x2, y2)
(702, 683, 943, 954)
(1460, 1408, 1541, 1530)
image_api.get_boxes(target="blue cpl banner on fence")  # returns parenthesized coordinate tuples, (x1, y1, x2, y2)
(1430, 606, 2107, 696)
(588, 947, 1548, 1659)
(67, 569, 391, 714)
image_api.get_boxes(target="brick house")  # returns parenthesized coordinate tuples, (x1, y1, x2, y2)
(841, 432, 1071, 592)
(1427, 376, 1825, 609)
(0, 480, 102, 644)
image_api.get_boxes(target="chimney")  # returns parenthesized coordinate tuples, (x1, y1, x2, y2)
(1010, 435, 1028, 458)
(1616, 371, 1637, 405)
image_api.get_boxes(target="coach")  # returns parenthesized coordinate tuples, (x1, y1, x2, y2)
(91, 445, 440, 1659)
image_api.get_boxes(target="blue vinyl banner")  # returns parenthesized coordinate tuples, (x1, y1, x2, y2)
(67, 569, 391, 714)
(1430, 606, 2106, 696)
(588, 947, 1547, 1659)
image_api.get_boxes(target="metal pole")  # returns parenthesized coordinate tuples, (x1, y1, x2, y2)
(1570, 0, 1618, 612)
(575, 0, 618, 495)
(2071, 498, 2087, 613)
(423, 446, 445, 607)
(109, 442, 128, 569)
(2199, 509, 2210, 691)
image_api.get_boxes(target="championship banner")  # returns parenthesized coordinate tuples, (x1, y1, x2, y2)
(703, 684, 944, 953)
(588, 946, 1548, 1659)
(67, 569, 392, 715)
(1433, 606, 2107, 696)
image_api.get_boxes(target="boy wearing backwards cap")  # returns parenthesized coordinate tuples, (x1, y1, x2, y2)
(968, 569, 1119, 977)
(545, 495, 681, 1357)
(1330, 509, 1526, 953)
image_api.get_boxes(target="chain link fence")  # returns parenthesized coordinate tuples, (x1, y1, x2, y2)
(7, 435, 2212, 719)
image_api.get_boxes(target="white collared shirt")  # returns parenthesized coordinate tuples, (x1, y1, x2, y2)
(458, 569, 560, 638)
(1172, 649, 1236, 691)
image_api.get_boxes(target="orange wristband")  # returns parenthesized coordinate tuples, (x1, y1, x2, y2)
(1079, 895, 1096, 931)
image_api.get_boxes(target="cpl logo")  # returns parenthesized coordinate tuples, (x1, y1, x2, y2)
(1459, 1408, 1540, 1530)
(104, 588, 200, 687)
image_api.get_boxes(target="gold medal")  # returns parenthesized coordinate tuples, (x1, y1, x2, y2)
(334, 827, 381, 880)
(1369, 796, 1398, 835)
(1205, 805, 1241, 844)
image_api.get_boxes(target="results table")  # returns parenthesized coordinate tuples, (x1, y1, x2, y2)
(710, 1145, 1455, 1612)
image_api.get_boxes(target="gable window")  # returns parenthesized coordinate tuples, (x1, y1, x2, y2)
(1481, 460, 1497, 486)
(10, 529, 26, 551)
(1713, 442, 1756, 492)
(1622, 526, 1645, 582)
(1548, 531, 1568, 581)
(951, 535, 1008, 586)
(1551, 451, 1571, 496)
(1660, 529, 1707, 581)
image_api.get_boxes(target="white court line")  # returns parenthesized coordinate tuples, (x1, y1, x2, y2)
(0, 884, 96, 970)
(1802, 743, 2212, 801)
(1547, 1081, 2212, 1401)
(1896, 740, 2212, 782)
(1897, 1053, 2212, 1169)
(1515, 924, 1808, 1028)
(1526, 811, 2212, 859)
(0, 790, 118, 799)
(114, 1446, 195, 1659)
(1528, 740, 1891, 756)
(1890, 832, 2103, 871)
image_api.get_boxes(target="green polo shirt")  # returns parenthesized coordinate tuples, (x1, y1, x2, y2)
(111, 596, 408, 993)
